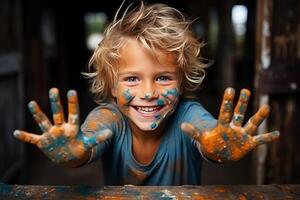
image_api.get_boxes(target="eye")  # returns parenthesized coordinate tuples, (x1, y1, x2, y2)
(122, 76, 140, 86)
(156, 76, 171, 82)
(126, 76, 139, 82)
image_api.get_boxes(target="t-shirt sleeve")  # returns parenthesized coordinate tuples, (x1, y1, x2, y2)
(179, 101, 218, 163)
(181, 101, 217, 133)
(80, 103, 124, 163)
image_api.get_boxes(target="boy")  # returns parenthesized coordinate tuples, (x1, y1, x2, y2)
(14, 2, 280, 185)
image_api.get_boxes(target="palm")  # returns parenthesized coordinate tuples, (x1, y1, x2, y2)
(181, 88, 280, 162)
(37, 123, 81, 163)
(14, 88, 111, 164)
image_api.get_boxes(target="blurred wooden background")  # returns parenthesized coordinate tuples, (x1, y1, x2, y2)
(0, 0, 299, 185)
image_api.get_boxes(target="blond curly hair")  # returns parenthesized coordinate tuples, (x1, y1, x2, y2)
(84, 1, 210, 103)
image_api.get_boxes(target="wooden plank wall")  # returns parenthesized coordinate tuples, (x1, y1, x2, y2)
(254, 0, 300, 184)
(0, 0, 25, 183)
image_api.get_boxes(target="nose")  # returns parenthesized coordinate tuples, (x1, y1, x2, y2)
(140, 81, 158, 100)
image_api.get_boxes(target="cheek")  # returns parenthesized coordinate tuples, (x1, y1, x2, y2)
(116, 88, 135, 106)
(161, 88, 180, 104)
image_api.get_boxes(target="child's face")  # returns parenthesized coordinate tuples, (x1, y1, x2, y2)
(112, 38, 180, 132)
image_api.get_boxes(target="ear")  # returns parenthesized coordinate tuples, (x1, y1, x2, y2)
(111, 86, 117, 98)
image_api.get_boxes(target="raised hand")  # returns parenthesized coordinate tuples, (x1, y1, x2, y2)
(181, 87, 280, 162)
(14, 88, 112, 165)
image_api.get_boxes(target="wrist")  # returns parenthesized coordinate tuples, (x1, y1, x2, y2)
(62, 150, 92, 168)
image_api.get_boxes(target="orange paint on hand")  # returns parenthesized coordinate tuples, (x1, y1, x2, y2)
(68, 139, 86, 158)
(193, 88, 280, 162)
(49, 126, 65, 138)
(218, 88, 235, 124)
(251, 105, 269, 124)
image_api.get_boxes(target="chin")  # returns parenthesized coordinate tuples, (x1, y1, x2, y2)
(131, 120, 162, 131)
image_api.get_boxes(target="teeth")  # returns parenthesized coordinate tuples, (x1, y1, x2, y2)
(136, 106, 159, 112)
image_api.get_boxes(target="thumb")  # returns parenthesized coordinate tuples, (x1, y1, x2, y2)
(14, 130, 41, 145)
(181, 122, 201, 141)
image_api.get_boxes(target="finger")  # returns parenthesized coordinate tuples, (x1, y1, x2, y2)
(252, 130, 280, 145)
(67, 90, 79, 126)
(244, 105, 270, 135)
(88, 129, 113, 147)
(231, 89, 250, 127)
(28, 101, 52, 132)
(181, 123, 201, 141)
(14, 130, 41, 145)
(218, 87, 235, 124)
(49, 88, 65, 125)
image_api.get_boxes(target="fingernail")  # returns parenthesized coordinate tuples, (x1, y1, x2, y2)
(272, 130, 280, 137)
(49, 88, 59, 100)
(241, 89, 251, 97)
(28, 101, 37, 112)
(226, 87, 235, 94)
(67, 90, 77, 97)
(240, 90, 250, 102)
(14, 130, 20, 137)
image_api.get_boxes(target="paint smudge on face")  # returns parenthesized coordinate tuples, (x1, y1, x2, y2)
(117, 89, 134, 107)
(147, 88, 179, 130)
(144, 93, 152, 100)
(156, 99, 164, 106)
(161, 88, 179, 101)
(150, 123, 157, 129)
(124, 89, 133, 101)
(154, 114, 161, 120)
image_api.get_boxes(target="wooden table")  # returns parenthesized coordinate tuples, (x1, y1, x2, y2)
(1, 183, 299, 199)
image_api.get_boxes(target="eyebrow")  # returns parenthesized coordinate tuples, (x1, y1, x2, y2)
(118, 71, 140, 76)
(118, 70, 177, 76)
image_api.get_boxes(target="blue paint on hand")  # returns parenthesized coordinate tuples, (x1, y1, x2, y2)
(28, 101, 37, 113)
(222, 134, 229, 141)
(67, 90, 77, 97)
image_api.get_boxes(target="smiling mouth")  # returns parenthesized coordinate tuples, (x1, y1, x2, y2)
(132, 105, 164, 114)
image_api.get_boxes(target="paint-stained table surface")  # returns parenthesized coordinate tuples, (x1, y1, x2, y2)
(0, 183, 300, 199)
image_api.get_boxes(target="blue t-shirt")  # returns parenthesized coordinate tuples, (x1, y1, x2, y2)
(81, 100, 217, 185)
